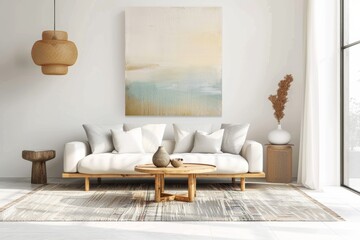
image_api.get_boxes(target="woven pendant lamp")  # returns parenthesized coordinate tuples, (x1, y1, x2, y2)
(31, 0, 77, 75)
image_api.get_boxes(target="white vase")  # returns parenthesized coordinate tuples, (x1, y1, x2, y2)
(268, 124, 291, 145)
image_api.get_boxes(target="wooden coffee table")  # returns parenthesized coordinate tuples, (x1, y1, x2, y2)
(135, 163, 216, 202)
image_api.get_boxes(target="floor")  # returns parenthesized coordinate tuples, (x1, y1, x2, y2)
(0, 178, 360, 240)
(348, 178, 360, 192)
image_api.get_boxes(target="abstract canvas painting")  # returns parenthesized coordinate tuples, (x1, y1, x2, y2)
(125, 7, 222, 116)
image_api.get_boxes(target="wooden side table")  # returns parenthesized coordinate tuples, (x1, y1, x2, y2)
(265, 144, 293, 183)
(22, 150, 56, 184)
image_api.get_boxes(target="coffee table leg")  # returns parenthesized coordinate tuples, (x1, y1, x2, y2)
(155, 174, 161, 202)
(194, 174, 197, 197)
(160, 174, 164, 193)
(188, 174, 195, 202)
(31, 161, 47, 184)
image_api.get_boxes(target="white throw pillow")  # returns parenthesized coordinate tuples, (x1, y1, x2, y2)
(124, 124, 166, 153)
(111, 128, 145, 153)
(191, 129, 224, 153)
(83, 124, 123, 154)
(173, 124, 212, 153)
(221, 123, 250, 154)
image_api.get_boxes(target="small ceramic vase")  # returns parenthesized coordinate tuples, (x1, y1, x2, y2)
(170, 158, 183, 168)
(152, 146, 170, 167)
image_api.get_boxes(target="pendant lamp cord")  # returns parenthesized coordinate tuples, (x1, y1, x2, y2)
(53, 0, 56, 39)
(54, 0, 56, 31)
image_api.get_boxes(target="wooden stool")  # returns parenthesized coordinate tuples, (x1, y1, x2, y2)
(22, 150, 56, 184)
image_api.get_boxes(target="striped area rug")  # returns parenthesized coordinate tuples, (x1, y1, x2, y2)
(0, 182, 342, 221)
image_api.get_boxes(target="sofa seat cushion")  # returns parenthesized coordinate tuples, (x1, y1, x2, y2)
(78, 153, 153, 174)
(170, 153, 249, 174)
(77, 153, 248, 174)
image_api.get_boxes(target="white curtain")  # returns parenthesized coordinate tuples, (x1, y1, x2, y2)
(298, 0, 340, 190)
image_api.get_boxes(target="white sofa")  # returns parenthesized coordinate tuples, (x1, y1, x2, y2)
(62, 124, 265, 191)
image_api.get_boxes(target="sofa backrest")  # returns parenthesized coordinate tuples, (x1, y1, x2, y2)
(124, 123, 222, 140)
(123, 123, 223, 154)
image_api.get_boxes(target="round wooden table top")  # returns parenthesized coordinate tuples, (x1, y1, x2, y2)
(135, 163, 216, 175)
(22, 150, 56, 162)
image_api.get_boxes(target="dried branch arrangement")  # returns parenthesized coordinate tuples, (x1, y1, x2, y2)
(268, 74, 293, 124)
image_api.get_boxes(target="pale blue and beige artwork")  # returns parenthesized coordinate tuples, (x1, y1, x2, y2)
(125, 7, 222, 116)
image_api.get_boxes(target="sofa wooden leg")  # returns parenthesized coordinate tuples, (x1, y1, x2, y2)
(97, 177, 101, 185)
(232, 177, 236, 185)
(85, 177, 90, 191)
(240, 177, 245, 191)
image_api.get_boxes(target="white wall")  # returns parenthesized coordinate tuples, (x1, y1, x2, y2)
(0, 0, 306, 177)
